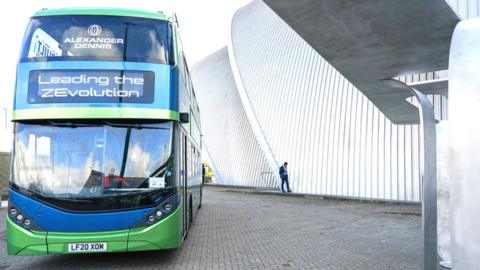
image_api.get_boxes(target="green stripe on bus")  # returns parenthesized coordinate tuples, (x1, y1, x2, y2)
(33, 8, 170, 21)
(12, 108, 180, 121)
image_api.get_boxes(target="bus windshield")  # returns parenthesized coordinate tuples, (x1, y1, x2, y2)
(20, 15, 173, 64)
(11, 121, 176, 212)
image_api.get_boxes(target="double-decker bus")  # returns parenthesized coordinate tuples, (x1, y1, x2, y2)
(6, 8, 203, 255)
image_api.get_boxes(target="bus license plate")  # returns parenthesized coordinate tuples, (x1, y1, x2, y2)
(68, 242, 107, 252)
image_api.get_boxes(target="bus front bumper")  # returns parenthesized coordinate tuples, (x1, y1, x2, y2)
(6, 207, 181, 255)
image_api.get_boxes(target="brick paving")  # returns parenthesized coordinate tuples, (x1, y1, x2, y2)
(0, 186, 423, 270)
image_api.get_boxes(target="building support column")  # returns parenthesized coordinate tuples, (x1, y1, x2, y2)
(382, 79, 437, 270)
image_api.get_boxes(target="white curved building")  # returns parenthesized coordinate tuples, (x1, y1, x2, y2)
(192, 0, 479, 202)
(193, 48, 275, 188)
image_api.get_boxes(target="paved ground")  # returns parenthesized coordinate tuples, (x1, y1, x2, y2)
(0, 186, 423, 270)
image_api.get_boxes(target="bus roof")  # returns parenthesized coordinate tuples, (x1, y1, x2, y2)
(32, 8, 171, 21)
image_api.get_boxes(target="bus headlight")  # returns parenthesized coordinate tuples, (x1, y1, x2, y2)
(163, 203, 172, 212)
(16, 214, 24, 221)
(8, 204, 43, 231)
(147, 215, 155, 223)
(131, 193, 179, 229)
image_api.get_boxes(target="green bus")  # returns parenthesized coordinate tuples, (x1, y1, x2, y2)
(6, 8, 203, 255)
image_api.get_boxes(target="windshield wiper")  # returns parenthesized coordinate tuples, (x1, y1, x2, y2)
(104, 121, 171, 130)
(44, 121, 169, 130)
(47, 121, 98, 128)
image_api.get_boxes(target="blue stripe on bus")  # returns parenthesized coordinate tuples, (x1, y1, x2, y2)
(14, 61, 179, 111)
(9, 189, 153, 232)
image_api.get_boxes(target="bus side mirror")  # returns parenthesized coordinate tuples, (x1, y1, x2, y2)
(180, 112, 189, 124)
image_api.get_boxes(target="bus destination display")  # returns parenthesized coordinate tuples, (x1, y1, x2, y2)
(28, 70, 155, 103)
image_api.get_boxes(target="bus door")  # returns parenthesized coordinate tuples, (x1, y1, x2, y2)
(181, 132, 188, 237)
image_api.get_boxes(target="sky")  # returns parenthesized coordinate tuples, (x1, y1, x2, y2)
(0, 0, 250, 151)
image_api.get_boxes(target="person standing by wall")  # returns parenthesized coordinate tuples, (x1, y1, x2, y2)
(202, 163, 206, 184)
(279, 162, 291, 193)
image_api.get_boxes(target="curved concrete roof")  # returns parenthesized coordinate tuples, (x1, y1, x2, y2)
(263, 0, 459, 124)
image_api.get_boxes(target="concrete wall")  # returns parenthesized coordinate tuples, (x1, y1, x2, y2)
(192, 48, 275, 187)
(226, 0, 449, 201)
(194, 0, 480, 201)
(446, 0, 480, 19)
(0, 152, 10, 195)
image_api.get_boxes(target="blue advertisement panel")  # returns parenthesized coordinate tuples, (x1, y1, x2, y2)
(28, 70, 155, 104)
(14, 61, 179, 113)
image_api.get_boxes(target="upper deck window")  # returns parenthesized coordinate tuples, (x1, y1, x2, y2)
(20, 15, 173, 64)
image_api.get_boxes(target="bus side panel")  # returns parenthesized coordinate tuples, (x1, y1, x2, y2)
(189, 144, 202, 219)
(176, 125, 193, 239)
